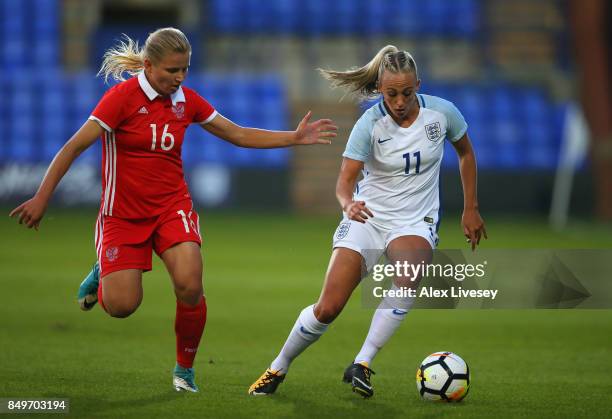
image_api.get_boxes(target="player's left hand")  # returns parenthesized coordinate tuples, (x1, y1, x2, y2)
(294, 111, 338, 145)
(9, 194, 48, 230)
(462, 208, 487, 251)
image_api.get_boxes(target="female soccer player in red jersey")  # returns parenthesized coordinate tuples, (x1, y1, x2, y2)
(10, 27, 337, 393)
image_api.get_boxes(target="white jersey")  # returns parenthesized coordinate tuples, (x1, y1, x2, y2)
(342, 94, 467, 232)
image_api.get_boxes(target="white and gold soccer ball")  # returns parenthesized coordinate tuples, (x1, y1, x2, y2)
(416, 351, 470, 402)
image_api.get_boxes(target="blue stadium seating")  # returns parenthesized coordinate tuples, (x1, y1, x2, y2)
(207, 0, 481, 36)
(0, 0, 565, 171)
(1, 0, 59, 70)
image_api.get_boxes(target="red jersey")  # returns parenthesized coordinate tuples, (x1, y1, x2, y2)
(89, 72, 216, 219)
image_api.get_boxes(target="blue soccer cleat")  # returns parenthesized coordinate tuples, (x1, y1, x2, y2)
(77, 262, 100, 311)
(173, 364, 199, 393)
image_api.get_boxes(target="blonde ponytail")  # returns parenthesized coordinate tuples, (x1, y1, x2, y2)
(97, 35, 144, 83)
(318, 45, 418, 98)
(97, 27, 191, 83)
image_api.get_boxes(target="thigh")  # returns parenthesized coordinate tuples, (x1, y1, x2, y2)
(101, 268, 143, 311)
(386, 223, 438, 250)
(316, 247, 365, 313)
(386, 234, 433, 288)
(160, 242, 203, 304)
(154, 200, 203, 304)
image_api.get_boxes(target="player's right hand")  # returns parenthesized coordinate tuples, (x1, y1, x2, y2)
(343, 201, 373, 223)
(9, 195, 48, 230)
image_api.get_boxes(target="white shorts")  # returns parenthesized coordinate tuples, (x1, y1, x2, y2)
(332, 218, 439, 272)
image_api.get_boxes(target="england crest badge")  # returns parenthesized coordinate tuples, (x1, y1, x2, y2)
(336, 222, 351, 240)
(425, 122, 441, 142)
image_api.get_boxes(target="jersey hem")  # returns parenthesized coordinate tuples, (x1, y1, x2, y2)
(98, 195, 194, 221)
(342, 152, 368, 162)
(449, 126, 468, 143)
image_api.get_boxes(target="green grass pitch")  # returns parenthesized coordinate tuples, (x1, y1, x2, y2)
(1, 210, 611, 418)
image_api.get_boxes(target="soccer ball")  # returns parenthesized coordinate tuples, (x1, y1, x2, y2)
(416, 351, 470, 402)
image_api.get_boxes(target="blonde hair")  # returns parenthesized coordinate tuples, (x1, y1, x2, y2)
(318, 45, 418, 98)
(97, 27, 191, 83)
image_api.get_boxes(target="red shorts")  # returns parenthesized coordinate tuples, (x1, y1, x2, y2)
(94, 199, 202, 277)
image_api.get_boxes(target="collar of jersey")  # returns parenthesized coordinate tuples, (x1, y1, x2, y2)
(379, 99, 423, 130)
(138, 71, 185, 106)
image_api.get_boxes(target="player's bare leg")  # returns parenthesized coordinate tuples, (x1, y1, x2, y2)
(249, 248, 363, 395)
(347, 235, 432, 398)
(313, 247, 365, 322)
(99, 269, 144, 318)
(161, 242, 206, 393)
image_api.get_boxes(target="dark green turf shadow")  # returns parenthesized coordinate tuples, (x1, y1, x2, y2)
(248, 388, 402, 419)
(59, 391, 181, 417)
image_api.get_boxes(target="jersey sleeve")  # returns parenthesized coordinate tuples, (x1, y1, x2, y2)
(442, 100, 468, 143)
(89, 87, 127, 132)
(192, 93, 217, 124)
(343, 112, 375, 162)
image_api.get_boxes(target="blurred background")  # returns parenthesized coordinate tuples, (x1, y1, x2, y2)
(0, 0, 610, 226)
(1, 3, 612, 415)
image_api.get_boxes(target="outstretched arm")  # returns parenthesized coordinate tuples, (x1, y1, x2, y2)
(451, 134, 487, 250)
(336, 157, 373, 223)
(9, 120, 103, 229)
(200, 111, 337, 148)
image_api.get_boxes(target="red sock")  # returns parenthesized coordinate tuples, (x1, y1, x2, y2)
(175, 296, 207, 368)
(97, 279, 107, 313)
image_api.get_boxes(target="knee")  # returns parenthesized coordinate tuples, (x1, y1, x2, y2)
(394, 278, 417, 289)
(105, 300, 140, 318)
(174, 281, 203, 306)
(109, 309, 134, 319)
(314, 301, 343, 324)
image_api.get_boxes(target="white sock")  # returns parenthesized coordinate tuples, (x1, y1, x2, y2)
(270, 304, 329, 374)
(354, 285, 414, 366)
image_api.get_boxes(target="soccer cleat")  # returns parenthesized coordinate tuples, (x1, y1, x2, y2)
(248, 368, 285, 396)
(77, 262, 100, 311)
(343, 362, 376, 398)
(173, 364, 199, 393)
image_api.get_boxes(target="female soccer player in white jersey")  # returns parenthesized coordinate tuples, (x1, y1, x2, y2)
(248, 45, 486, 397)
(10, 28, 337, 393)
